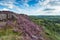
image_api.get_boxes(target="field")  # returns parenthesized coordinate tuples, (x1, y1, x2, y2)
(30, 16, 60, 40)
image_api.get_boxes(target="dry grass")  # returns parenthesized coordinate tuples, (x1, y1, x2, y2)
(0, 27, 23, 40)
(0, 35, 23, 40)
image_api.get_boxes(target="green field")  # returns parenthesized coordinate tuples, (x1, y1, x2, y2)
(30, 16, 60, 40)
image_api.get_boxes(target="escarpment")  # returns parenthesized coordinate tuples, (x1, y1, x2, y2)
(0, 11, 47, 40)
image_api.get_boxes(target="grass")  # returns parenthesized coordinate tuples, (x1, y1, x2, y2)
(0, 25, 23, 40)
(0, 16, 60, 40)
(30, 17, 60, 40)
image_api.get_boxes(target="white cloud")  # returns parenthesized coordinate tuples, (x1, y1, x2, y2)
(31, 0, 60, 15)
(2, 8, 9, 11)
(0, 0, 15, 9)
(0, 0, 60, 15)
(0, 8, 9, 11)
(15, 0, 60, 15)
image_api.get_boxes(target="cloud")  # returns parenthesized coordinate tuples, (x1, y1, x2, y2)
(0, 0, 15, 9)
(43, 8, 55, 11)
(13, 0, 60, 15)
(2, 8, 9, 11)
(49, 0, 60, 6)
(32, 0, 60, 15)
(0, 0, 60, 15)
(0, 8, 9, 11)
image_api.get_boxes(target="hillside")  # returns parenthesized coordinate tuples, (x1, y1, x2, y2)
(0, 11, 46, 40)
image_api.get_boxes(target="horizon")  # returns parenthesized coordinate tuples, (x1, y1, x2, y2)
(0, 0, 60, 15)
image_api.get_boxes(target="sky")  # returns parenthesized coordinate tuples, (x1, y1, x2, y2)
(0, 0, 60, 15)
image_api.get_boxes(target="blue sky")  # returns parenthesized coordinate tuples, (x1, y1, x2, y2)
(0, 0, 60, 15)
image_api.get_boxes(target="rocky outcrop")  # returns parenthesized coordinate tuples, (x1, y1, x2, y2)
(0, 11, 17, 21)
(0, 11, 47, 40)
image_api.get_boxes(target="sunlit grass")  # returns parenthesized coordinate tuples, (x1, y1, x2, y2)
(30, 17, 60, 40)
(0, 26, 22, 40)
